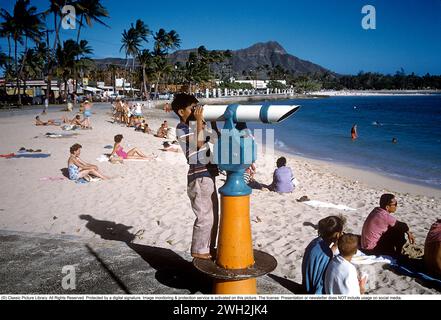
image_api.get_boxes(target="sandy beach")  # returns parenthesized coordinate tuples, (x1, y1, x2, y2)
(0, 103, 440, 295)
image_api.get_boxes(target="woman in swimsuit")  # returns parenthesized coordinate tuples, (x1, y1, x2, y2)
(110, 134, 155, 160)
(68, 143, 109, 180)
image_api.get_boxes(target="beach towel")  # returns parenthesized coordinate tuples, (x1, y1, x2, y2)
(388, 262, 441, 290)
(75, 178, 88, 184)
(39, 176, 67, 181)
(0, 153, 15, 158)
(302, 200, 356, 211)
(351, 250, 395, 265)
(45, 132, 78, 138)
(61, 124, 78, 131)
(12, 153, 51, 159)
(96, 154, 110, 162)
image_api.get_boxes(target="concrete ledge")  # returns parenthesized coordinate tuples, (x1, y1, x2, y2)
(0, 230, 296, 295)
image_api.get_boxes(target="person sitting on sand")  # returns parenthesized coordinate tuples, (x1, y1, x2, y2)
(110, 134, 155, 160)
(324, 233, 367, 295)
(268, 157, 295, 193)
(155, 123, 168, 138)
(68, 143, 109, 181)
(424, 219, 441, 278)
(302, 215, 345, 294)
(361, 193, 415, 258)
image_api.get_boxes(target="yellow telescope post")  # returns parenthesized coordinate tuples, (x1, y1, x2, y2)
(193, 104, 280, 294)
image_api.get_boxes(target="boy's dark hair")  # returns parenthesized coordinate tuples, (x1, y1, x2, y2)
(35, 116, 40, 119)
(114, 134, 123, 143)
(70, 143, 82, 154)
(380, 193, 395, 209)
(171, 93, 198, 119)
(318, 216, 345, 241)
(276, 157, 287, 168)
(338, 233, 359, 256)
(75, 115, 80, 119)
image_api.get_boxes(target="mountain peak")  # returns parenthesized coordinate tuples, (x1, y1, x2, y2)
(246, 41, 287, 55)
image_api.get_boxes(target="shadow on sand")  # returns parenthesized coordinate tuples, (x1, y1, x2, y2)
(79, 214, 212, 294)
(267, 274, 304, 294)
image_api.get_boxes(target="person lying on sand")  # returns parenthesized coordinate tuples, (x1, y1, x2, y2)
(110, 134, 156, 160)
(68, 143, 110, 181)
(35, 116, 59, 126)
(160, 141, 180, 152)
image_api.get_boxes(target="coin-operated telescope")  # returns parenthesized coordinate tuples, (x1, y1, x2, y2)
(193, 103, 300, 294)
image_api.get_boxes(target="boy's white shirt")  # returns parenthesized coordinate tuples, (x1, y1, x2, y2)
(324, 255, 361, 295)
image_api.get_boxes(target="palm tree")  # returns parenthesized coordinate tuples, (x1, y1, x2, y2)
(137, 49, 153, 99)
(120, 20, 150, 97)
(73, 0, 108, 93)
(152, 28, 181, 98)
(21, 44, 46, 92)
(74, 0, 109, 43)
(0, 9, 14, 70)
(1, 0, 44, 105)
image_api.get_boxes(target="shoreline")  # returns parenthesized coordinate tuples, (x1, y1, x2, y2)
(308, 89, 441, 97)
(283, 151, 441, 198)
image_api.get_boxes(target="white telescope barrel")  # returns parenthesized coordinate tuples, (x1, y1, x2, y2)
(202, 104, 300, 123)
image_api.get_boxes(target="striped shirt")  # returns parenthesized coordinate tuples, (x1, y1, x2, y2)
(176, 122, 218, 184)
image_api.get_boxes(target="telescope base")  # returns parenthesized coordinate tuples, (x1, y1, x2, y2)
(193, 249, 277, 294)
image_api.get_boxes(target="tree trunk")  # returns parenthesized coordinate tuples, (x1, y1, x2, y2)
(76, 15, 83, 43)
(142, 66, 147, 100)
(154, 78, 159, 100)
(14, 39, 22, 105)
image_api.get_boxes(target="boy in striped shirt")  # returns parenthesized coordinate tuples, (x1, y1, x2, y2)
(172, 93, 220, 260)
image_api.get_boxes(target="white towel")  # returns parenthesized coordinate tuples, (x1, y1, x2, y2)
(302, 200, 356, 211)
(351, 250, 395, 265)
(96, 155, 109, 162)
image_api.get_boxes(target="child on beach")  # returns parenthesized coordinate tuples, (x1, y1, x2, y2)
(82, 100, 93, 129)
(302, 215, 345, 294)
(110, 134, 155, 160)
(68, 143, 109, 181)
(361, 193, 415, 258)
(172, 93, 220, 260)
(324, 233, 367, 295)
(268, 157, 295, 193)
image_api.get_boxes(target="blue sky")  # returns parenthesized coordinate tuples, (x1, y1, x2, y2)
(1, 0, 441, 75)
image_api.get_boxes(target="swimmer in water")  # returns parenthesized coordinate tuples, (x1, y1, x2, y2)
(392, 137, 398, 144)
(351, 124, 358, 140)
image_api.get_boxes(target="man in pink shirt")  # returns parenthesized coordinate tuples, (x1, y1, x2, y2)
(361, 194, 415, 257)
(424, 219, 441, 278)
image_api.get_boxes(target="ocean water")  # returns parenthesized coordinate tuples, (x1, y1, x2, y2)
(249, 95, 441, 189)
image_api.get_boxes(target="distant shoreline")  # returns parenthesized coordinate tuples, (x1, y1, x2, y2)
(308, 89, 441, 97)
